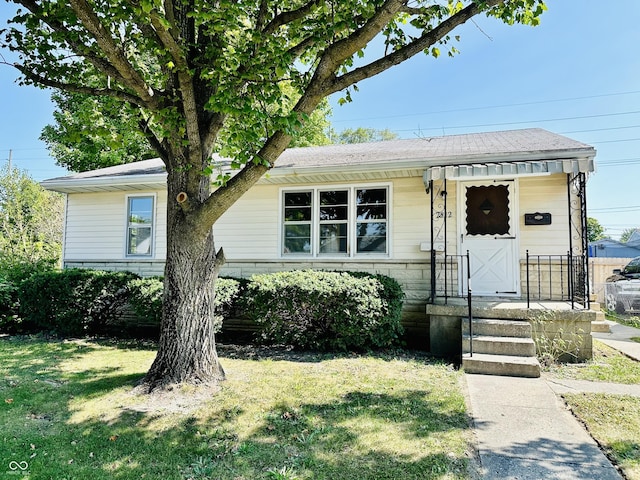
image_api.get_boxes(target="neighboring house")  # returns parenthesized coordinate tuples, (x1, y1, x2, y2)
(42, 128, 597, 372)
(589, 238, 640, 258)
(627, 230, 640, 248)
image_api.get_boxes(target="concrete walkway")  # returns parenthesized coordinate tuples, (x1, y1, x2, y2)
(464, 319, 640, 480)
(465, 375, 622, 479)
(593, 319, 640, 361)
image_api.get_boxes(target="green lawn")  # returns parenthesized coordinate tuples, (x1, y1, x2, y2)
(564, 393, 640, 480)
(546, 339, 640, 479)
(545, 339, 640, 384)
(0, 337, 474, 479)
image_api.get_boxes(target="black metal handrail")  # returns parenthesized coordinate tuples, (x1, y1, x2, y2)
(434, 253, 471, 302)
(465, 252, 473, 358)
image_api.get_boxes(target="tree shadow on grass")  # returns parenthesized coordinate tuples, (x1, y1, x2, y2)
(24, 387, 472, 479)
(1, 338, 473, 480)
(217, 342, 441, 365)
(0, 335, 99, 375)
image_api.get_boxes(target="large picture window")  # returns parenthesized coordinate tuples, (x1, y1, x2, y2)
(126, 195, 154, 256)
(282, 186, 388, 257)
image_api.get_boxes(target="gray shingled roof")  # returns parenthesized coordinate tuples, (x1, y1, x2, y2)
(41, 128, 596, 191)
(275, 128, 594, 168)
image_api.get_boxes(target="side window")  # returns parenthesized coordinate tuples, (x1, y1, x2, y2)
(281, 186, 390, 257)
(283, 191, 312, 255)
(356, 188, 388, 253)
(127, 196, 154, 256)
(319, 190, 349, 254)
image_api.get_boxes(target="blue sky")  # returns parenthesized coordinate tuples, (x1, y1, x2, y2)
(1, 1, 639, 239)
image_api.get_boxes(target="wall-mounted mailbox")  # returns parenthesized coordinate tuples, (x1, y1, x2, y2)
(524, 212, 552, 225)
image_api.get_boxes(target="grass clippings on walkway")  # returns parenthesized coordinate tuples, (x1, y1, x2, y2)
(0, 337, 473, 480)
(564, 392, 640, 480)
(545, 339, 640, 384)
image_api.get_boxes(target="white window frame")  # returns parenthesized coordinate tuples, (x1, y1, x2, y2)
(280, 183, 391, 259)
(124, 193, 156, 258)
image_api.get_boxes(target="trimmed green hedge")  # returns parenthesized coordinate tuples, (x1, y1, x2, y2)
(0, 279, 19, 333)
(19, 269, 139, 336)
(0, 260, 58, 333)
(125, 276, 242, 335)
(5, 268, 405, 350)
(13, 270, 243, 337)
(245, 270, 404, 351)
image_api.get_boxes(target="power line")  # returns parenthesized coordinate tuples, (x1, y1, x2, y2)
(560, 125, 640, 135)
(390, 110, 640, 134)
(590, 205, 640, 213)
(331, 89, 640, 124)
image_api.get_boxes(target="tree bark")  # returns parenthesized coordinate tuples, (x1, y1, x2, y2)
(141, 168, 225, 390)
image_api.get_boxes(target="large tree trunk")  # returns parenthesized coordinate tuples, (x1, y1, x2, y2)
(141, 168, 225, 390)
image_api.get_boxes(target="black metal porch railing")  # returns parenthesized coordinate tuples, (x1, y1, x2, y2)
(525, 250, 588, 309)
(434, 253, 471, 302)
(431, 252, 474, 356)
(430, 250, 588, 311)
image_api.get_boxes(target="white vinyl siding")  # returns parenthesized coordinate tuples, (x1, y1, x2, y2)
(519, 174, 570, 256)
(392, 177, 433, 257)
(214, 184, 281, 260)
(63, 191, 166, 261)
(61, 177, 435, 264)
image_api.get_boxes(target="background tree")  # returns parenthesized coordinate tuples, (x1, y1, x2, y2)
(587, 217, 606, 243)
(43, 88, 333, 172)
(620, 228, 640, 243)
(0, 165, 64, 273)
(334, 127, 399, 144)
(40, 91, 157, 172)
(1, 0, 547, 390)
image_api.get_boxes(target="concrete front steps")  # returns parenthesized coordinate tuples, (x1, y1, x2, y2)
(462, 318, 541, 378)
(589, 297, 611, 333)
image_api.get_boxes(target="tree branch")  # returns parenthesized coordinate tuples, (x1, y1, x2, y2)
(195, 130, 293, 228)
(202, 113, 226, 159)
(286, 35, 318, 61)
(68, 0, 161, 108)
(328, 0, 504, 95)
(148, 6, 202, 165)
(311, 0, 405, 89)
(137, 114, 170, 165)
(263, 0, 325, 35)
(12, 65, 147, 105)
(13, 0, 132, 89)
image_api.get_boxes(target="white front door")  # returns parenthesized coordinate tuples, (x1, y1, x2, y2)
(459, 180, 519, 296)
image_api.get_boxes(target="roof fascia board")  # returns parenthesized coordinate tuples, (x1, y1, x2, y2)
(41, 173, 167, 192)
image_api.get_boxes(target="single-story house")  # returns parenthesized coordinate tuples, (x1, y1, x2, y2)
(589, 238, 640, 258)
(42, 128, 598, 376)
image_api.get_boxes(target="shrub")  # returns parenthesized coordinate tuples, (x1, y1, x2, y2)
(127, 277, 241, 332)
(0, 279, 20, 333)
(245, 270, 404, 351)
(126, 277, 164, 330)
(126, 276, 242, 335)
(19, 269, 139, 336)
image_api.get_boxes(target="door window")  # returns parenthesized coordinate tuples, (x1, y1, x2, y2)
(465, 185, 510, 236)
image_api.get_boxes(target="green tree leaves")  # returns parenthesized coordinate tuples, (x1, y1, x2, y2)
(0, 166, 63, 269)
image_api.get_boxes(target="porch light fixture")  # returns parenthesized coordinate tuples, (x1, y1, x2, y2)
(479, 199, 494, 216)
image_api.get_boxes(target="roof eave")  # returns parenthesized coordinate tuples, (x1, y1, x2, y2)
(41, 173, 167, 193)
(265, 147, 597, 178)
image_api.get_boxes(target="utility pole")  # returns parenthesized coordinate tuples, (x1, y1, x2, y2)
(8, 149, 12, 170)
